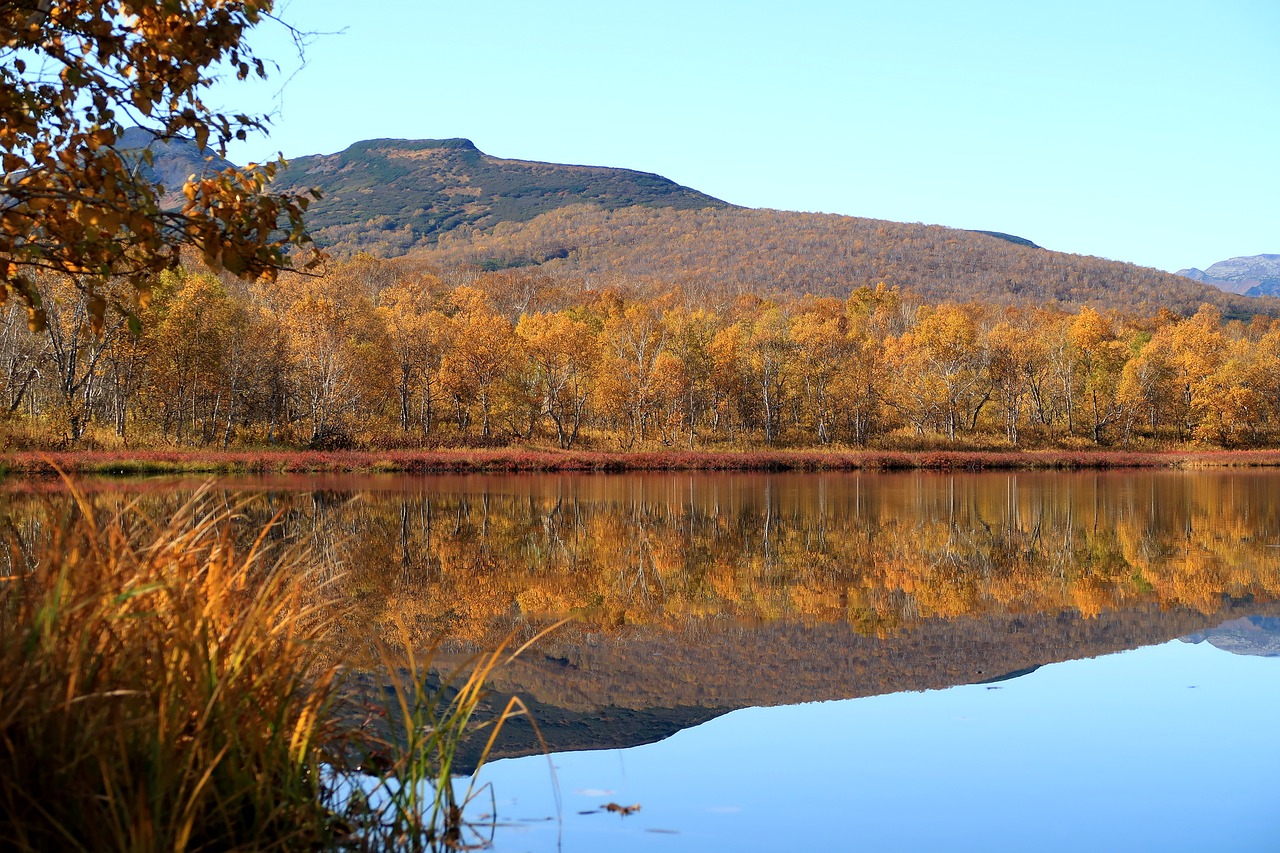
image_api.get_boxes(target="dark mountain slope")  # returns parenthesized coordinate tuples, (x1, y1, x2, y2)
(266, 137, 730, 255)
(967, 229, 1042, 249)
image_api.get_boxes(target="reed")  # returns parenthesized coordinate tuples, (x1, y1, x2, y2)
(0, 480, 538, 851)
(339, 622, 552, 852)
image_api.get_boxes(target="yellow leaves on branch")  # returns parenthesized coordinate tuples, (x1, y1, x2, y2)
(0, 0, 320, 328)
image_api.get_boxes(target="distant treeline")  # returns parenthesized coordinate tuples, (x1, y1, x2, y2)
(5, 255, 1280, 451)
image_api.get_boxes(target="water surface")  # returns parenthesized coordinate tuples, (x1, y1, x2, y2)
(4, 470, 1278, 849)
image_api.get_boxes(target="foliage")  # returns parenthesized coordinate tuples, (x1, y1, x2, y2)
(0, 0, 318, 327)
(7, 257, 1280, 452)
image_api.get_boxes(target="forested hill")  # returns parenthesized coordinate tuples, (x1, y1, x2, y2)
(415, 204, 1280, 318)
(265, 137, 730, 255)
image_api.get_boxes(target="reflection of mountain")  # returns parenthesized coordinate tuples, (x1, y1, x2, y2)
(1181, 616, 1280, 657)
(432, 599, 1280, 771)
(5, 472, 1280, 771)
(975, 664, 1042, 685)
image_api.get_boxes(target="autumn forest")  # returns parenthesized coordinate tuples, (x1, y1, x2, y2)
(7, 253, 1280, 455)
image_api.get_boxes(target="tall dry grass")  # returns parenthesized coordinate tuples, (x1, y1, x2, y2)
(0, 482, 539, 851)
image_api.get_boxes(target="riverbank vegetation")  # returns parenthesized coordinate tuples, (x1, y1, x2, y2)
(6, 447, 1280, 477)
(0, 486, 533, 851)
(6, 257, 1280, 456)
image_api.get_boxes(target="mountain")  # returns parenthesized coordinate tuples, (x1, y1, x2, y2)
(1177, 254, 1280, 297)
(117, 127, 235, 202)
(265, 137, 729, 256)
(132, 131, 1280, 317)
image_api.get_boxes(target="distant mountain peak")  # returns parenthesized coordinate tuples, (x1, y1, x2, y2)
(116, 126, 235, 201)
(1176, 254, 1280, 297)
(966, 230, 1042, 249)
(263, 136, 729, 253)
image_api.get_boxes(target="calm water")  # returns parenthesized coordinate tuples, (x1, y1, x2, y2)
(5, 470, 1279, 850)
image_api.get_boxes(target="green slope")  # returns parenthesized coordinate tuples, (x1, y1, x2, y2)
(267, 137, 730, 254)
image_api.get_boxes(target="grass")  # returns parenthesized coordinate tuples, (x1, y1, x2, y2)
(7, 447, 1280, 478)
(343, 626, 552, 851)
(0, 480, 543, 851)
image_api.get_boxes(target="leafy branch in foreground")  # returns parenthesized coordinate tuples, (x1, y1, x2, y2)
(1, 1, 320, 329)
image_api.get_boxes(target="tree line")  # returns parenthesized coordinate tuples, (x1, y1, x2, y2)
(5, 255, 1280, 450)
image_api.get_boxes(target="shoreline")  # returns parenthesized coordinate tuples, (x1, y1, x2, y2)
(6, 447, 1280, 477)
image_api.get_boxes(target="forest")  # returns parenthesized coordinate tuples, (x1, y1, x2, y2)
(5, 253, 1280, 453)
(412, 205, 1279, 318)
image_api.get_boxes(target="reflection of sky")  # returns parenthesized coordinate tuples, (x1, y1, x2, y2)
(473, 640, 1280, 852)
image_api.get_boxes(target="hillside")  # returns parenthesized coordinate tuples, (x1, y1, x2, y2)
(1178, 254, 1280, 297)
(127, 131, 1279, 317)
(266, 137, 729, 256)
(117, 127, 236, 204)
(415, 204, 1280, 318)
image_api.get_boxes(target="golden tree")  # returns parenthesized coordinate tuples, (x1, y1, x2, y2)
(1, 0, 317, 328)
(440, 287, 517, 440)
(516, 311, 597, 448)
(378, 279, 452, 435)
(1069, 307, 1130, 443)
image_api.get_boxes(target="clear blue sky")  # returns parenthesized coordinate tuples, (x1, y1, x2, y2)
(216, 0, 1279, 273)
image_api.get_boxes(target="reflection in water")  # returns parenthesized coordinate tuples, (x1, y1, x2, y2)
(1183, 616, 1280, 657)
(3, 470, 1279, 762)
(478, 640, 1280, 853)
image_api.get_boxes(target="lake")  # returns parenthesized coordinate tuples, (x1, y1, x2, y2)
(5, 470, 1278, 851)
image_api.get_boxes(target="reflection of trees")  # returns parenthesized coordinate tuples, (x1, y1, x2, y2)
(3, 472, 1278, 647)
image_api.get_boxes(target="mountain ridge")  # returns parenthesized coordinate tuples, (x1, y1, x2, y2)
(126, 130, 1280, 317)
(1177, 254, 1280, 297)
(117, 127, 236, 202)
(264, 136, 730, 252)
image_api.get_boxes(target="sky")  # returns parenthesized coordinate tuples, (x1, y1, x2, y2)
(214, 0, 1280, 274)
